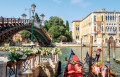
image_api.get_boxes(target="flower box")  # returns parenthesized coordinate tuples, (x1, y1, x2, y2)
(7, 61, 17, 67)
(17, 60, 23, 64)
(35, 53, 40, 56)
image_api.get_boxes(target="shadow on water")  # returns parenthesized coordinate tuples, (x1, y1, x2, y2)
(58, 47, 120, 77)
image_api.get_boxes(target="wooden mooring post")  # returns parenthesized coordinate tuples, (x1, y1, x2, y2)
(107, 39, 110, 63)
(89, 36, 93, 77)
(101, 40, 103, 64)
(113, 40, 116, 60)
(81, 38, 82, 62)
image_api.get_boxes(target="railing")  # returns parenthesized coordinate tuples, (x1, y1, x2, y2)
(0, 16, 30, 24)
(6, 54, 41, 77)
(6, 53, 58, 77)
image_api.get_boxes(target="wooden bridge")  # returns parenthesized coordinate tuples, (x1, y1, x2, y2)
(0, 16, 51, 46)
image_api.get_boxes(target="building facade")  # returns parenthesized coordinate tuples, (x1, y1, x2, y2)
(72, 20, 81, 43)
(12, 33, 23, 42)
(72, 8, 120, 45)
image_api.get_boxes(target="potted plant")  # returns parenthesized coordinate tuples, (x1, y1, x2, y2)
(35, 48, 41, 56)
(7, 52, 17, 67)
(42, 48, 48, 56)
(54, 47, 61, 55)
(15, 53, 23, 64)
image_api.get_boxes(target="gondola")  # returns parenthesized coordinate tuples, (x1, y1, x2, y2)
(85, 52, 116, 77)
(63, 50, 85, 77)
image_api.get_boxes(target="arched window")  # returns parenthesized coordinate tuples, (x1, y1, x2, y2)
(106, 16, 107, 20)
(94, 15, 96, 22)
(108, 16, 109, 20)
(113, 16, 114, 20)
(101, 15, 104, 21)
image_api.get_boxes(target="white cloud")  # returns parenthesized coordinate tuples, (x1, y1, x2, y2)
(53, 0, 62, 3)
(71, 0, 90, 8)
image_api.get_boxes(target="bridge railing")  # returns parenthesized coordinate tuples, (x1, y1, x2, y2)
(0, 16, 30, 24)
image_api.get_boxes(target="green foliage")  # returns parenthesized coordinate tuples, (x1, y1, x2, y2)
(8, 52, 23, 62)
(20, 30, 31, 39)
(66, 20, 69, 31)
(43, 16, 72, 42)
(5, 38, 11, 43)
(16, 39, 20, 43)
(54, 47, 61, 54)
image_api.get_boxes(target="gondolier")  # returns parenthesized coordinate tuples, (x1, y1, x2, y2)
(94, 46, 101, 62)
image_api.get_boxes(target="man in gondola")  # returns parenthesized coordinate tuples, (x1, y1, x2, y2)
(94, 46, 102, 62)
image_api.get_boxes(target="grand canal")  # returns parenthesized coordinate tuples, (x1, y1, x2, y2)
(59, 47, 120, 77)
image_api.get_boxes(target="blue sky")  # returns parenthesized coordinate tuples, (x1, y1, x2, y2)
(0, 0, 120, 31)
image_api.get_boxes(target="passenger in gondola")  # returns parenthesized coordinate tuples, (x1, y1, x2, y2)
(101, 63, 110, 77)
(94, 63, 100, 77)
(94, 46, 102, 62)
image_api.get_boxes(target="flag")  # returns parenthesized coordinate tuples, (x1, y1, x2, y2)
(97, 21, 101, 33)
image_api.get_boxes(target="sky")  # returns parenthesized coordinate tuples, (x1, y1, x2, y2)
(0, 0, 120, 31)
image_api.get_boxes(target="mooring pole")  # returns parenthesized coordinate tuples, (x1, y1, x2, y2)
(81, 38, 82, 62)
(101, 40, 103, 64)
(89, 36, 93, 77)
(107, 39, 110, 63)
(113, 40, 116, 60)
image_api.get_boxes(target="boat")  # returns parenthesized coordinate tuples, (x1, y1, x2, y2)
(85, 52, 96, 65)
(85, 52, 116, 77)
(63, 49, 85, 77)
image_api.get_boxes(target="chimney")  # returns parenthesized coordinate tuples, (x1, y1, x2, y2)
(97, 9, 100, 12)
(101, 8, 106, 12)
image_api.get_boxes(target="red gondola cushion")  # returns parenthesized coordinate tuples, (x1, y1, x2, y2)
(74, 63, 82, 73)
(67, 63, 74, 72)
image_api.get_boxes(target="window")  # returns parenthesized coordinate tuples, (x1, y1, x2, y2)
(94, 15, 96, 22)
(119, 27, 120, 31)
(108, 16, 109, 20)
(102, 34, 104, 38)
(76, 25, 79, 31)
(119, 16, 120, 22)
(110, 27, 112, 31)
(101, 15, 103, 22)
(94, 34, 96, 38)
(106, 16, 107, 20)
(102, 26, 104, 31)
(76, 35, 79, 40)
(94, 40, 96, 43)
(113, 16, 114, 20)
(110, 16, 112, 21)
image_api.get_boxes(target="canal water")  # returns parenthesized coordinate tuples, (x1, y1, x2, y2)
(58, 47, 120, 77)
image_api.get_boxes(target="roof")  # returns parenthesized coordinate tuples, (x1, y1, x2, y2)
(72, 20, 81, 23)
(82, 11, 120, 21)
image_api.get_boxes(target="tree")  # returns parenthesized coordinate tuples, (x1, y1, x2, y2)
(43, 16, 72, 42)
(66, 20, 69, 31)
(34, 13, 40, 23)
(20, 30, 31, 41)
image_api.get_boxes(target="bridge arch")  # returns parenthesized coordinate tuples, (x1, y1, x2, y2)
(0, 17, 51, 46)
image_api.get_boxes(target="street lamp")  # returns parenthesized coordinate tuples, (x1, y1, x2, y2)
(21, 13, 27, 19)
(31, 4, 36, 49)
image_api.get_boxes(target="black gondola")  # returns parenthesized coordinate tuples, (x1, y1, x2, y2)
(63, 49, 85, 77)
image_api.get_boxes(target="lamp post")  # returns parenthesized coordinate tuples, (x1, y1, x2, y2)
(31, 4, 36, 49)
(40, 13, 45, 25)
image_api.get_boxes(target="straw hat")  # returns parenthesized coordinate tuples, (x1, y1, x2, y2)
(97, 46, 101, 50)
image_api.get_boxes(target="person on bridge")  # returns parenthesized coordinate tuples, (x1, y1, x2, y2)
(94, 46, 102, 62)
